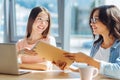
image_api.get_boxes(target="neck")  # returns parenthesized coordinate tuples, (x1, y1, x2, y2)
(101, 34, 115, 48)
(30, 31, 42, 41)
(27, 32, 43, 44)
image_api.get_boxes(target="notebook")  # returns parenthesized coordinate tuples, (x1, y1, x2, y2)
(0, 43, 30, 75)
(32, 41, 74, 67)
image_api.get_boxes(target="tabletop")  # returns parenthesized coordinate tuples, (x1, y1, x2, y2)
(0, 70, 117, 80)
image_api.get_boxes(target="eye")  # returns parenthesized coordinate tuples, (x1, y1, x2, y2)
(38, 17, 42, 20)
(91, 17, 99, 24)
(36, 17, 49, 23)
(46, 19, 49, 22)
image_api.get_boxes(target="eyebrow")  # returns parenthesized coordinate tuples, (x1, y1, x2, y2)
(93, 15, 99, 17)
(37, 15, 48, 19)
(92, 15, 99, 18)
(36, 16, 49, 21)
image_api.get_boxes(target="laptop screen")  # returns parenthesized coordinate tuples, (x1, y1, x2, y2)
(0, 43, 19, 74)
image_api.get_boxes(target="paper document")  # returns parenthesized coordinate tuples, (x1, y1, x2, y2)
(32, 41, 74, 66)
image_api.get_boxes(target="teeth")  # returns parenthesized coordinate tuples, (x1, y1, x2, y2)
(38, 26, 43, 29)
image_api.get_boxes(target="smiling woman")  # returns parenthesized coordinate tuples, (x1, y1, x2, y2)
(16, 6, 56, 70)
(33, 11, 49, 34)
(53, 5, 120, 79)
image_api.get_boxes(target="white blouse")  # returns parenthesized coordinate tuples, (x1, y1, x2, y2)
(94, 46, 110, 62)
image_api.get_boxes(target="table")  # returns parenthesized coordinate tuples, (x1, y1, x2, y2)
(0, 70, 117, 80)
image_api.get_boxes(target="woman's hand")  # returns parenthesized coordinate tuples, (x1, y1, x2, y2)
(18, 49, 37, 56)
(64, 52, 100, 69)
(52, 60, 67, 70)
(18, 49, 46, 63)
(64, 52, 90, 63)
(24, 49, 37, 55)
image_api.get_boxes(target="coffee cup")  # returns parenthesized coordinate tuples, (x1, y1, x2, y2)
(79, 66, 98, 80)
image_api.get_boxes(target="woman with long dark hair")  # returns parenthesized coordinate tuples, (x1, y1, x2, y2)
(54, 5, 120, 79)
(16, 6, 56, 70)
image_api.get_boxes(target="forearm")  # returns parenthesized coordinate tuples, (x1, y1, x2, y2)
(19, 63, 47, 70)
(86, 57, 100, 69)
(21, 55, 45, 63)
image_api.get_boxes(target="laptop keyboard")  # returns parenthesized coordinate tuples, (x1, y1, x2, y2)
(19, 70, 30, 74)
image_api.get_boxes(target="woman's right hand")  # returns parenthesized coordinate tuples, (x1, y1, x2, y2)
(64, 52, 90, 63)
(19, 48, 37, 56)
(52, 60, 67, 70)
(24, 49, 37, 55)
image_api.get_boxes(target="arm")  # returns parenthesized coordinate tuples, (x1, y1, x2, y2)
(20, 54, 46, 63)
(64, 52, 100, 69)
(86, 57, 100, 69)
(19, 63, 47, 70)
(89, 41, 120, 79)
(16, 39, 46, 64)
(97, 51, 120, 79)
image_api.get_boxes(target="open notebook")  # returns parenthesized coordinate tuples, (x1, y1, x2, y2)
(32, 41, 74, 67)
(0, 43, 30, 75)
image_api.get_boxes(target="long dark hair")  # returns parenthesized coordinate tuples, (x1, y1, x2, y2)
(26, 6, 51, 38)
(89, 5, 120, 43)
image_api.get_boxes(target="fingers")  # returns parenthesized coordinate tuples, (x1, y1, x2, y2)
(64, 53, 74, 56)
(60, 62, 67, 70)
(52, 60, 67, 70)
(24, 49, 37, 55)
(52, 61, 56, 64)
(64, 53, 75, 60)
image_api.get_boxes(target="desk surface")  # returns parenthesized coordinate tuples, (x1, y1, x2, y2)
(0, 70, 116, 80)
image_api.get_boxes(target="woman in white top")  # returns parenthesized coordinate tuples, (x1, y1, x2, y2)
(16, 6, 56, 70)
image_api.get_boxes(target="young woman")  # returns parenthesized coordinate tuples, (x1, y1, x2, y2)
(53, 5, 120, 79)
(16, 6, 56, 70)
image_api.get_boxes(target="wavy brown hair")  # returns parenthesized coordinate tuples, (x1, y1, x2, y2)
(89, 5, 120, 44)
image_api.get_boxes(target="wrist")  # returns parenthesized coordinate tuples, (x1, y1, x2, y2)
(86, 57, 100, 69)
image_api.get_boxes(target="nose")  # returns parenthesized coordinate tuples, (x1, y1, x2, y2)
(90, 22, 94, 26)
(90, 22, 96, 29)
(40, 20, 46, 25)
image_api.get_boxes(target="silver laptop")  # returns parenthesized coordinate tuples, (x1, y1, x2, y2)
(0, 43, 30, 75)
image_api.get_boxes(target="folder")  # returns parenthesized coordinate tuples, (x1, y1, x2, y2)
(32, 41, 74, 67)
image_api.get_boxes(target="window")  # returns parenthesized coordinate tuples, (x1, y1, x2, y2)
(2, 0, 120, 52)
(0, 0, 4, 42)
(1, 0, 65, 49)
(14, 0, 58, 41)
(64, 0, 94, 53)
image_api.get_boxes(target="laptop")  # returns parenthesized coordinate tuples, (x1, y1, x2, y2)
(0, 43, 30, 75)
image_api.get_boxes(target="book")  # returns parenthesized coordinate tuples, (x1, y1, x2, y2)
(32, 41, 74, 67)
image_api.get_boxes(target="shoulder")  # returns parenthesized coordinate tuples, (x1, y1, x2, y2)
(48, 35, 55, 40)
(16, 38, 25, 52)
(48, 35, 56, 46)
(16, 38, 26, 44)
(47, 35, 56, 42)
(112, 39, 120, 49)
(16, 38, 28, 48)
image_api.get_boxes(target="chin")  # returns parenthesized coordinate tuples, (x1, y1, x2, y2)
(37, 30, 43, 33)
(93, 32, 98, 35)
(36, 31, 42, 34)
